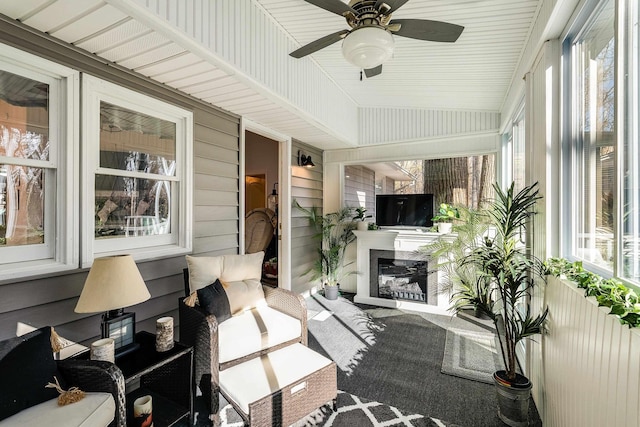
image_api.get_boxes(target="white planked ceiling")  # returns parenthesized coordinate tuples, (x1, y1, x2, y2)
(0, 0, 542, 147)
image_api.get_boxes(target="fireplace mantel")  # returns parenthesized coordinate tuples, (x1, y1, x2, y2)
(352, 229, 453, 314)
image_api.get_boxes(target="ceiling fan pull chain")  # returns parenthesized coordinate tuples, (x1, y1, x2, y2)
(360, 70, 363, 81)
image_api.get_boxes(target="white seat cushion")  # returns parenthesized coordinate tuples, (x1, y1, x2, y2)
(218, 305, 302, 364)
(0, 392, 115, 427)
(220, 343, 332, 414)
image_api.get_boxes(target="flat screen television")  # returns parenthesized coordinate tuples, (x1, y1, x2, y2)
(375, 194, 435, 228)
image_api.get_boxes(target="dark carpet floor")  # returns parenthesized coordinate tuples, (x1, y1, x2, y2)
(305, 293, 542, 427)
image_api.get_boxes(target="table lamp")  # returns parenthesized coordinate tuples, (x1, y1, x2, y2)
(75, 254, 151, 356)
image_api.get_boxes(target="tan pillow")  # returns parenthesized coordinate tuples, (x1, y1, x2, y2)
(220, 252, 264, 282)
(223, 279, 266, 315)
(185, 255, 224, 293)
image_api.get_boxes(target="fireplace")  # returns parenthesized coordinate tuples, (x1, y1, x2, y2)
(370, 249, 437, 305)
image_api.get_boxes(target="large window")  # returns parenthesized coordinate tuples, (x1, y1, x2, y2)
(568, 0, 640, 285)
(0, 45, 78, 279)
(82, 75, 192, 266)
(571, 0, 615, 271)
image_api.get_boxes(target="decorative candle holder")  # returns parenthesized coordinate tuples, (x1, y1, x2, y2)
(90, 338, 115, 363)
(155, 316, 174, 352)
(133, 395, 153, 427)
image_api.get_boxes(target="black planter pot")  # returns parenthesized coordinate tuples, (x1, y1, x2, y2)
(493, 370, 532, 427)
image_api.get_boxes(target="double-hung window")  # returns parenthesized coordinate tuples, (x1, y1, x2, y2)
(0, 45, 78, 280)
(82, 75, 192, 266)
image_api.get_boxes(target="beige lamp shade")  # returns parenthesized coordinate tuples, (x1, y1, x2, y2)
(75, 255, 151, 313)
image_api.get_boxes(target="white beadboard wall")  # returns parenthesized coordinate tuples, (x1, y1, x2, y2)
(135, 0, 359, 143)
(544, 276, 640, 427)
(359, 108, 501, 145)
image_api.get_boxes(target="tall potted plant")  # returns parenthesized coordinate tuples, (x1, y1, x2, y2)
(454, 182, 548, 426)
(294, 201, 356, 300)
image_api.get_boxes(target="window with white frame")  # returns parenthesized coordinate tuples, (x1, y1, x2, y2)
(0, 45, 78, 280)
(568, 0, 640, 286)
(621, 0, 640, 283)
(570, 0, 616, 272)
(82, 75, 192, 266)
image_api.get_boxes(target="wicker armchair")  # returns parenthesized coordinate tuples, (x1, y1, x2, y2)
(179, 269, 307, 422)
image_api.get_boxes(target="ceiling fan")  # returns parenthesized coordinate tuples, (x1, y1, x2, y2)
(289, 0, 464, 78)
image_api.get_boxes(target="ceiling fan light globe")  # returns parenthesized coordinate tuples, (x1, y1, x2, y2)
(342, 27, 394, 69)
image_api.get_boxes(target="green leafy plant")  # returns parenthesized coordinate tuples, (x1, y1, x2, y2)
(293, 200, 356, 287)
(352, 206, 372, 222)
(418, 206, 491, 300)
(432, 203, 460, 223)
(455, 182, 548, 383)
(545, 258, 640, 327)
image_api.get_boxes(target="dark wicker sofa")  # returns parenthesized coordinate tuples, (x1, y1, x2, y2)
(179, 267, 308, 423)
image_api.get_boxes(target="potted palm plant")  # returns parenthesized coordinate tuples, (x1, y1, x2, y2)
(418, 206, 492, 318)
(453, 182, 548, 426)
(432, 203, 460, 233)
(294, 201, 356, 300)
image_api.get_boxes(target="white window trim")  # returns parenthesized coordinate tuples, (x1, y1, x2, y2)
(0, 44, 79, 281)
(81, 74, 192, 267)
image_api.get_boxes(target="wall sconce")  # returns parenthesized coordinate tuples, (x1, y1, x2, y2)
(298, 150, 315, 168)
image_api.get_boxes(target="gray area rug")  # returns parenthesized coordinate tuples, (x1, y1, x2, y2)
(441, 327, 501, 384)
(305, 294, 542, 427)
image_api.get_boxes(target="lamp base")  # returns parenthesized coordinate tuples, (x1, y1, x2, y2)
(101, 310, 138, 357)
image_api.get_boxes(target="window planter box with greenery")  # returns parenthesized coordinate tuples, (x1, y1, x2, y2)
(544, 258, 640, 328)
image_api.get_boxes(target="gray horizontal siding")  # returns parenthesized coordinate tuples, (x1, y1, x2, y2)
(344, 165, 376, 217)
(290, 141, 323, 295)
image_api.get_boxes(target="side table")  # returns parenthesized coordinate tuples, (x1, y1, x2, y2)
(77, 331, 194, 426)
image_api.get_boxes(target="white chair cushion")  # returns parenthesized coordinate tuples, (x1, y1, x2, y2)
(218, 305, 302, 364)
(186, 255, 224, 292)
(0, 392, 115, 427)
(220, 343, 332, 415)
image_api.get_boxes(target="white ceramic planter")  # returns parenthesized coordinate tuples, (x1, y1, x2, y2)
(437, 222, 453, 234)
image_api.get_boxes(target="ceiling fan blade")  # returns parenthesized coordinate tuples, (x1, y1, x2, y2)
(289, 29, 350, 58)
(303, 0, 357, 16)
(364, 65, 383, 78)
(375, 0, 410, 14)
(390, 19, 464, 43)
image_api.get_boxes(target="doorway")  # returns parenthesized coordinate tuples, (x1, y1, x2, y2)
(244, 131, 279, 286)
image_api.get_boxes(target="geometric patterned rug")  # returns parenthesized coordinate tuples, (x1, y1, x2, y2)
(218, 391, 459, 427)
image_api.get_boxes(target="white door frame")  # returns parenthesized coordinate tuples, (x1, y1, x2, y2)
(240, 118, 292, 290)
